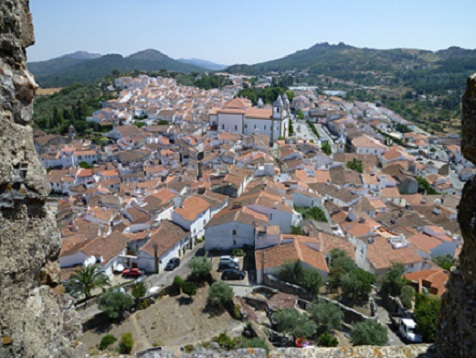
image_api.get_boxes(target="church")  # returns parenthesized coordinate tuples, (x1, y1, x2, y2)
(209, 94, 290, 145)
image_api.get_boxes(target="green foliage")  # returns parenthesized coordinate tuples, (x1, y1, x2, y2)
(182, 282, 197, 299)
(317, 332, 339, 347)
(232, 248, 245, 257)
(414, 294, 441, 342)
(208, 281, 234, 307)
(341, 268, 376, 304)
(233, 304, 243, 320)
(321, 141, 332, 155)
(433, 255, 456, 271)
(295, 206, 328, 222)
(400, 285, 416, 309)
(98, 334, 117, 351)
(78, 161, 93, 169)
(64, 264, 110, 300)
(346, 158, 363, 173)
(288, 119, 294, 135)
(183, 344, 194, 353)
(188, 256, 212, 282)
(119, 332, 134, 354)
(172, 275, 184, 294)
(291, 225, 303, 235)
(306, 119, 321, 138)
(236, 337, 269, 353)
(416, 176, 439, 195)
(351, 320, 388, 346)
(276, 260, 323, 294)
(137, 299, 151, 310)
(308, 301, 344, 332)
(238, 86, 288, 105)
(395, 123, 412, 133)
(131, 281, 147, 300)
(328, 249, 357, 290)
(212, 332, 240, 350)
(380, 263, 405, 297)
(98, 288, 134, 321)
(272, 308, 317, 339)
(296, 108, 304, 120)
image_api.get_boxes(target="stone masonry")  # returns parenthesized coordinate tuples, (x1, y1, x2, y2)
(0, 1, 85, 357)
(435, 73, 476, 357)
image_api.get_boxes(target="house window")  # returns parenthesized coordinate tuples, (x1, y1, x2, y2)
(264, 125, 266, 130)
(254, 124, 257, 129)
(222, 124, 225, 130)
(245, 124, 248, 129)
(232, 230, 237, 236)
(235, 125, 238, 131)
(269, 213, 273, 220)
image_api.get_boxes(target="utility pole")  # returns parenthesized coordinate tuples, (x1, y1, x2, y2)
(153, 243, 159, 274)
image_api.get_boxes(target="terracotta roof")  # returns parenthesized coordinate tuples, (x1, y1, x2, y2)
(80, 231, 128, 265)
(140, 220, 188, 257)
(404, 269, 448, 295)
(174, 196, 211, 222)
(367, 236, 423, 271)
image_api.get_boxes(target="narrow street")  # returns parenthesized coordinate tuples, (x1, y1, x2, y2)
(372, 294, 405, 346)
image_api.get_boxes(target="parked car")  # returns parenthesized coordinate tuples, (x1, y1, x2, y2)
(398, 318, 422, 343)
(217, 261, 239, 272)
(219, 255, 239, 264)
(221, 269, 246, 281)
(165, 257, 180, 271)
(122, 268, 143, 278)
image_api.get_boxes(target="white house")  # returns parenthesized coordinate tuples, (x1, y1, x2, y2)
(351, 135, 388, 156)
(172, 195, 211, 239)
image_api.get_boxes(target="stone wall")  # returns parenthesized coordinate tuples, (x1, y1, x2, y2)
(0, 1, 85, 357)
(435, 73, 476, 357)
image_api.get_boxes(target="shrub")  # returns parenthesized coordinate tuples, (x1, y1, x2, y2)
(351, 320, 388, 346)
(98, 334, 117, 350)
(188, 256, 212, 282)
(272, 308, 317, 339)
(131, 281, 147, 300)
(172, 275, 184, 294)
(236, 337, 269, 353)
(137, 299, 151, 310)
(208, 281, 234, 308)
(212, 332, 239, 350)
(233, 304, 243, 320)
(98, 289, 134, 321)
(119, 332, 134, 354)
(182, 281, 197, 300)
(414, 293, 441, 342)
(232, 248, 245, 257)
(183, 344, 194, 353)
(318, 332, 338, 347)
(400, 285, 415, 309)
(308, 301, 344, 332)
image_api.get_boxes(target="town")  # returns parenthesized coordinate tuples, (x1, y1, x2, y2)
(34, 73, 464, 354)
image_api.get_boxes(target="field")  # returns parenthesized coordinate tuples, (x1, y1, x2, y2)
(36, 87, 62, 96)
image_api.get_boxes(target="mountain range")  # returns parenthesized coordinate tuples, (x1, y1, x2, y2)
(27, 49, 220, 87)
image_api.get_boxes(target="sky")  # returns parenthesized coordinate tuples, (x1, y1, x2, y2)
(28, 0, 476, 65)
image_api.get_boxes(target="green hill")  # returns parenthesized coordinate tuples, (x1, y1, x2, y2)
(28, 49, 203, 88)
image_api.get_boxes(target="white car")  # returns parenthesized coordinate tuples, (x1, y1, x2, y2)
(219, 255, 240, 264)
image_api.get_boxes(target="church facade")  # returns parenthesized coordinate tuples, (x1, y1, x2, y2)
(209, 95, 290, 145)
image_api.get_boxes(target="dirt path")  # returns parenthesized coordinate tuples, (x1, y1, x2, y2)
(130, 313, 151, 351)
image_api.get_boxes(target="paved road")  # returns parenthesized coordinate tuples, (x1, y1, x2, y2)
(372, 294, 404, 346)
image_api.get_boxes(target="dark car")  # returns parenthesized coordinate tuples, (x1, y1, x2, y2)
(221, 269, 246, 281)
(217, 261, 239, 272)
(165, 257, 180, 271)
(122, 268, 143, 278)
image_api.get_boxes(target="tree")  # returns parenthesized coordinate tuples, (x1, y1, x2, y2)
(119, 332, 134, 354)
(346, 158, 363, 173)
(433, 255, 456, 271)
(318, 332, 338, 347)
(64, 264, 110, 300)
(288, 119, 294, 135)
(98, 288, 134, 321)
(328, 249, 356, 290)
(351, 320, 388, 346)
(208, 281, 234, 308)
(182, 282, 197, 301)
(400, 285, 415, 309)
(78, 161, 93, 169)
(99, 334, 117, 351)
(131, 281, 147, 301)
(172, 275, 184, 295)
(341, 268, 376, 304)
(301, 269, 323, 295)
(380, 263, 405, 297)
(321, 141, 332, 155)
(188, 256, 212, 282)
(414, 294, 441, 342)
(272, 308, 317, 339)
(296, 108, 304, 120)
(308, 301, 344, 332)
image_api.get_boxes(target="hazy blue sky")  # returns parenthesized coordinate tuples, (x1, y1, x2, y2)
(28, 0, 476, 65)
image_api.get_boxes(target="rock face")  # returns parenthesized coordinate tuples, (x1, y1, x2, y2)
(0, 1, 85, 357)
(435, 73, 476, 357)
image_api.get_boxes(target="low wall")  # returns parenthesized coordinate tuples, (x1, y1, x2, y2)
(264, 274, 377, 324)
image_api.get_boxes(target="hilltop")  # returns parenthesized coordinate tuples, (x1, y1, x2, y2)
(27, 49, 203, 88)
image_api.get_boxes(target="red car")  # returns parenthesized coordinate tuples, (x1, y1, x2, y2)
(122, 268, 143, 278)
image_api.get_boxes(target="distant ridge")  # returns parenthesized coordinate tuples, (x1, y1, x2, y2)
(178, 58, 227, 71)
(28, 49, 203, 87)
